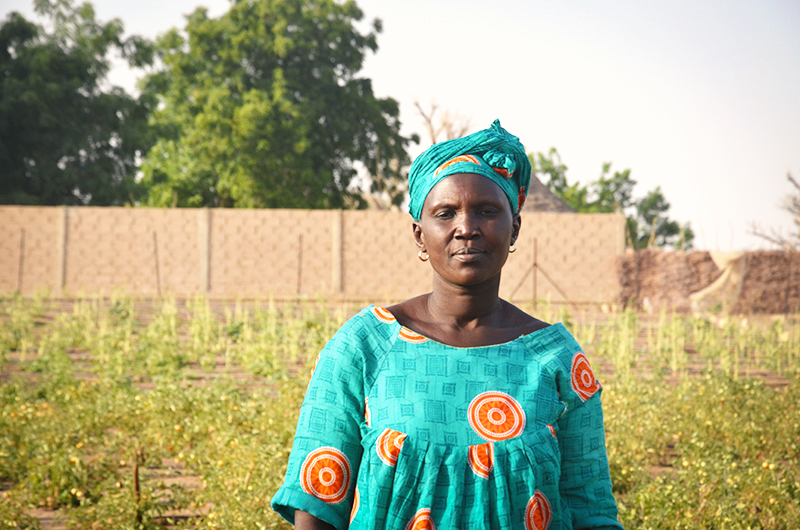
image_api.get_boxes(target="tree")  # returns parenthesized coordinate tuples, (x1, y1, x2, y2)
(530, 147, 569, 196)
(0, 0, 153, 205)
(530, 148, 694, 249)
(627, 185, 692, 250)
(750, 172, 800, 250)
(414, 100, 470, 145)
(140, 0, 415, 209)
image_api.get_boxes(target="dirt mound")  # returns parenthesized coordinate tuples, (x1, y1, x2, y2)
(617, 249, 799, 313)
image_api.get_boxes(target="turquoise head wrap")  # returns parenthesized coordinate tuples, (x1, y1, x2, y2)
(408, 120, 531, 221)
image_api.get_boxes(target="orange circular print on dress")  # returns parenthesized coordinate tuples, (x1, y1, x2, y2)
(300, 447, 351, 504)
(524, 490, 552, 530)
(399, 326, 429, 344)
(468, 391, 526, 441)
(468, 442, 495, 479)
(570, 352, 601, 402)
(372, 306, 397, 324)
(377, 428, 407, 467)
(405, 508, 435, 530)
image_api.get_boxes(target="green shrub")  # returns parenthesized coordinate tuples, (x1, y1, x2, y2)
(1, 296, 798, 529)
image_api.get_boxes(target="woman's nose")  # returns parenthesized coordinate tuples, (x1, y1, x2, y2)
(454, 213, 480, 239)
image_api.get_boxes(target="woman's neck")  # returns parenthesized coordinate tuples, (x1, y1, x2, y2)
(388, 274, 543, 347)
(425, 276, 504, 331)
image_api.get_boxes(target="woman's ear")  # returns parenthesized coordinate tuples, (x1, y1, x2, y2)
(412, 221, 425, 250)
(511, 214, 522, 245)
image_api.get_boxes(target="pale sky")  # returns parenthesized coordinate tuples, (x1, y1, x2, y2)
(4, 0, 799, 251)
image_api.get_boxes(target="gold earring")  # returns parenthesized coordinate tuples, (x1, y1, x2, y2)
(418, 249, 429, 262)
(509, 242, 517, 253)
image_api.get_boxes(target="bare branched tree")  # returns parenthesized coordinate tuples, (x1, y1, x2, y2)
(750, 172, 800, 249)
(414, 100, 471, 145)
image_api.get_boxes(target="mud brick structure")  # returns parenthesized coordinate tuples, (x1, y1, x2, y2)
(617, 248, 800, 314)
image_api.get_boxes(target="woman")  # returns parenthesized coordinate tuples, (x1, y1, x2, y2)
(272, 121, 623, 530)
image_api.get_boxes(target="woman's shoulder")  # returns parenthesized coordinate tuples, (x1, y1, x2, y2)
(385, 295, 426, 328)
(337, 305, 398, 328)
(325, 305, 401, 361)
(501, 300, 551, 337)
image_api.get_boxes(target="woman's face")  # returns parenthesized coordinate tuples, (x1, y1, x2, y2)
(414, 173, 521, 288)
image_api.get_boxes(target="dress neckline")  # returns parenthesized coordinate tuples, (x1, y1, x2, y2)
(366, 305, 560, 350)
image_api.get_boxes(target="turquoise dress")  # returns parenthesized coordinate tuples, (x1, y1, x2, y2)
(271, 306, 623, 530)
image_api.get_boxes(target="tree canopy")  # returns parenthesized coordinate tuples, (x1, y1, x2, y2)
(530, 148, 694, 249)
(140, 0, 415, 209)
(0, 0, 153, 205)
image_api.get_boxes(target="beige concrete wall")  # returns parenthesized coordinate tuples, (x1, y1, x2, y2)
(0, 206, 62, 295)
(209, 209, 333, 298)
(0, 206, 625, 303)
(64, 207, 201, 296)
(502, 212, 626, 304)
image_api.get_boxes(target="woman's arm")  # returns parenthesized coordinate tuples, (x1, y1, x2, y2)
(556, 351, 624, 529)
(295, 510, 337, 530)
(271, 314, 371, 528)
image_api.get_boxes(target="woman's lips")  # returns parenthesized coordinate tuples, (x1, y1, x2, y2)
(452, 248, 486, 262)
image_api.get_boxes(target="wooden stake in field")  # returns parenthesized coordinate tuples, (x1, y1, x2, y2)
(153, 231, 162, 297)
(17, 228, 25, 293)
(297, 234, 303, 296)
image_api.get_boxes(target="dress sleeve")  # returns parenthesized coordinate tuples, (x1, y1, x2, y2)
(556, 350, 625, 530)
(271, 316, 368, 530)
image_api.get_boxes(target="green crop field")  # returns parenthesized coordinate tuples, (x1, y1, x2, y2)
(1, 293, 799, 529)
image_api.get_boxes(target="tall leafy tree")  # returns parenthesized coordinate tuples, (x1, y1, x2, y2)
(0, 0, 153, 205)
(141, 0, 414, 209)
(530, 149, 694, 249)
